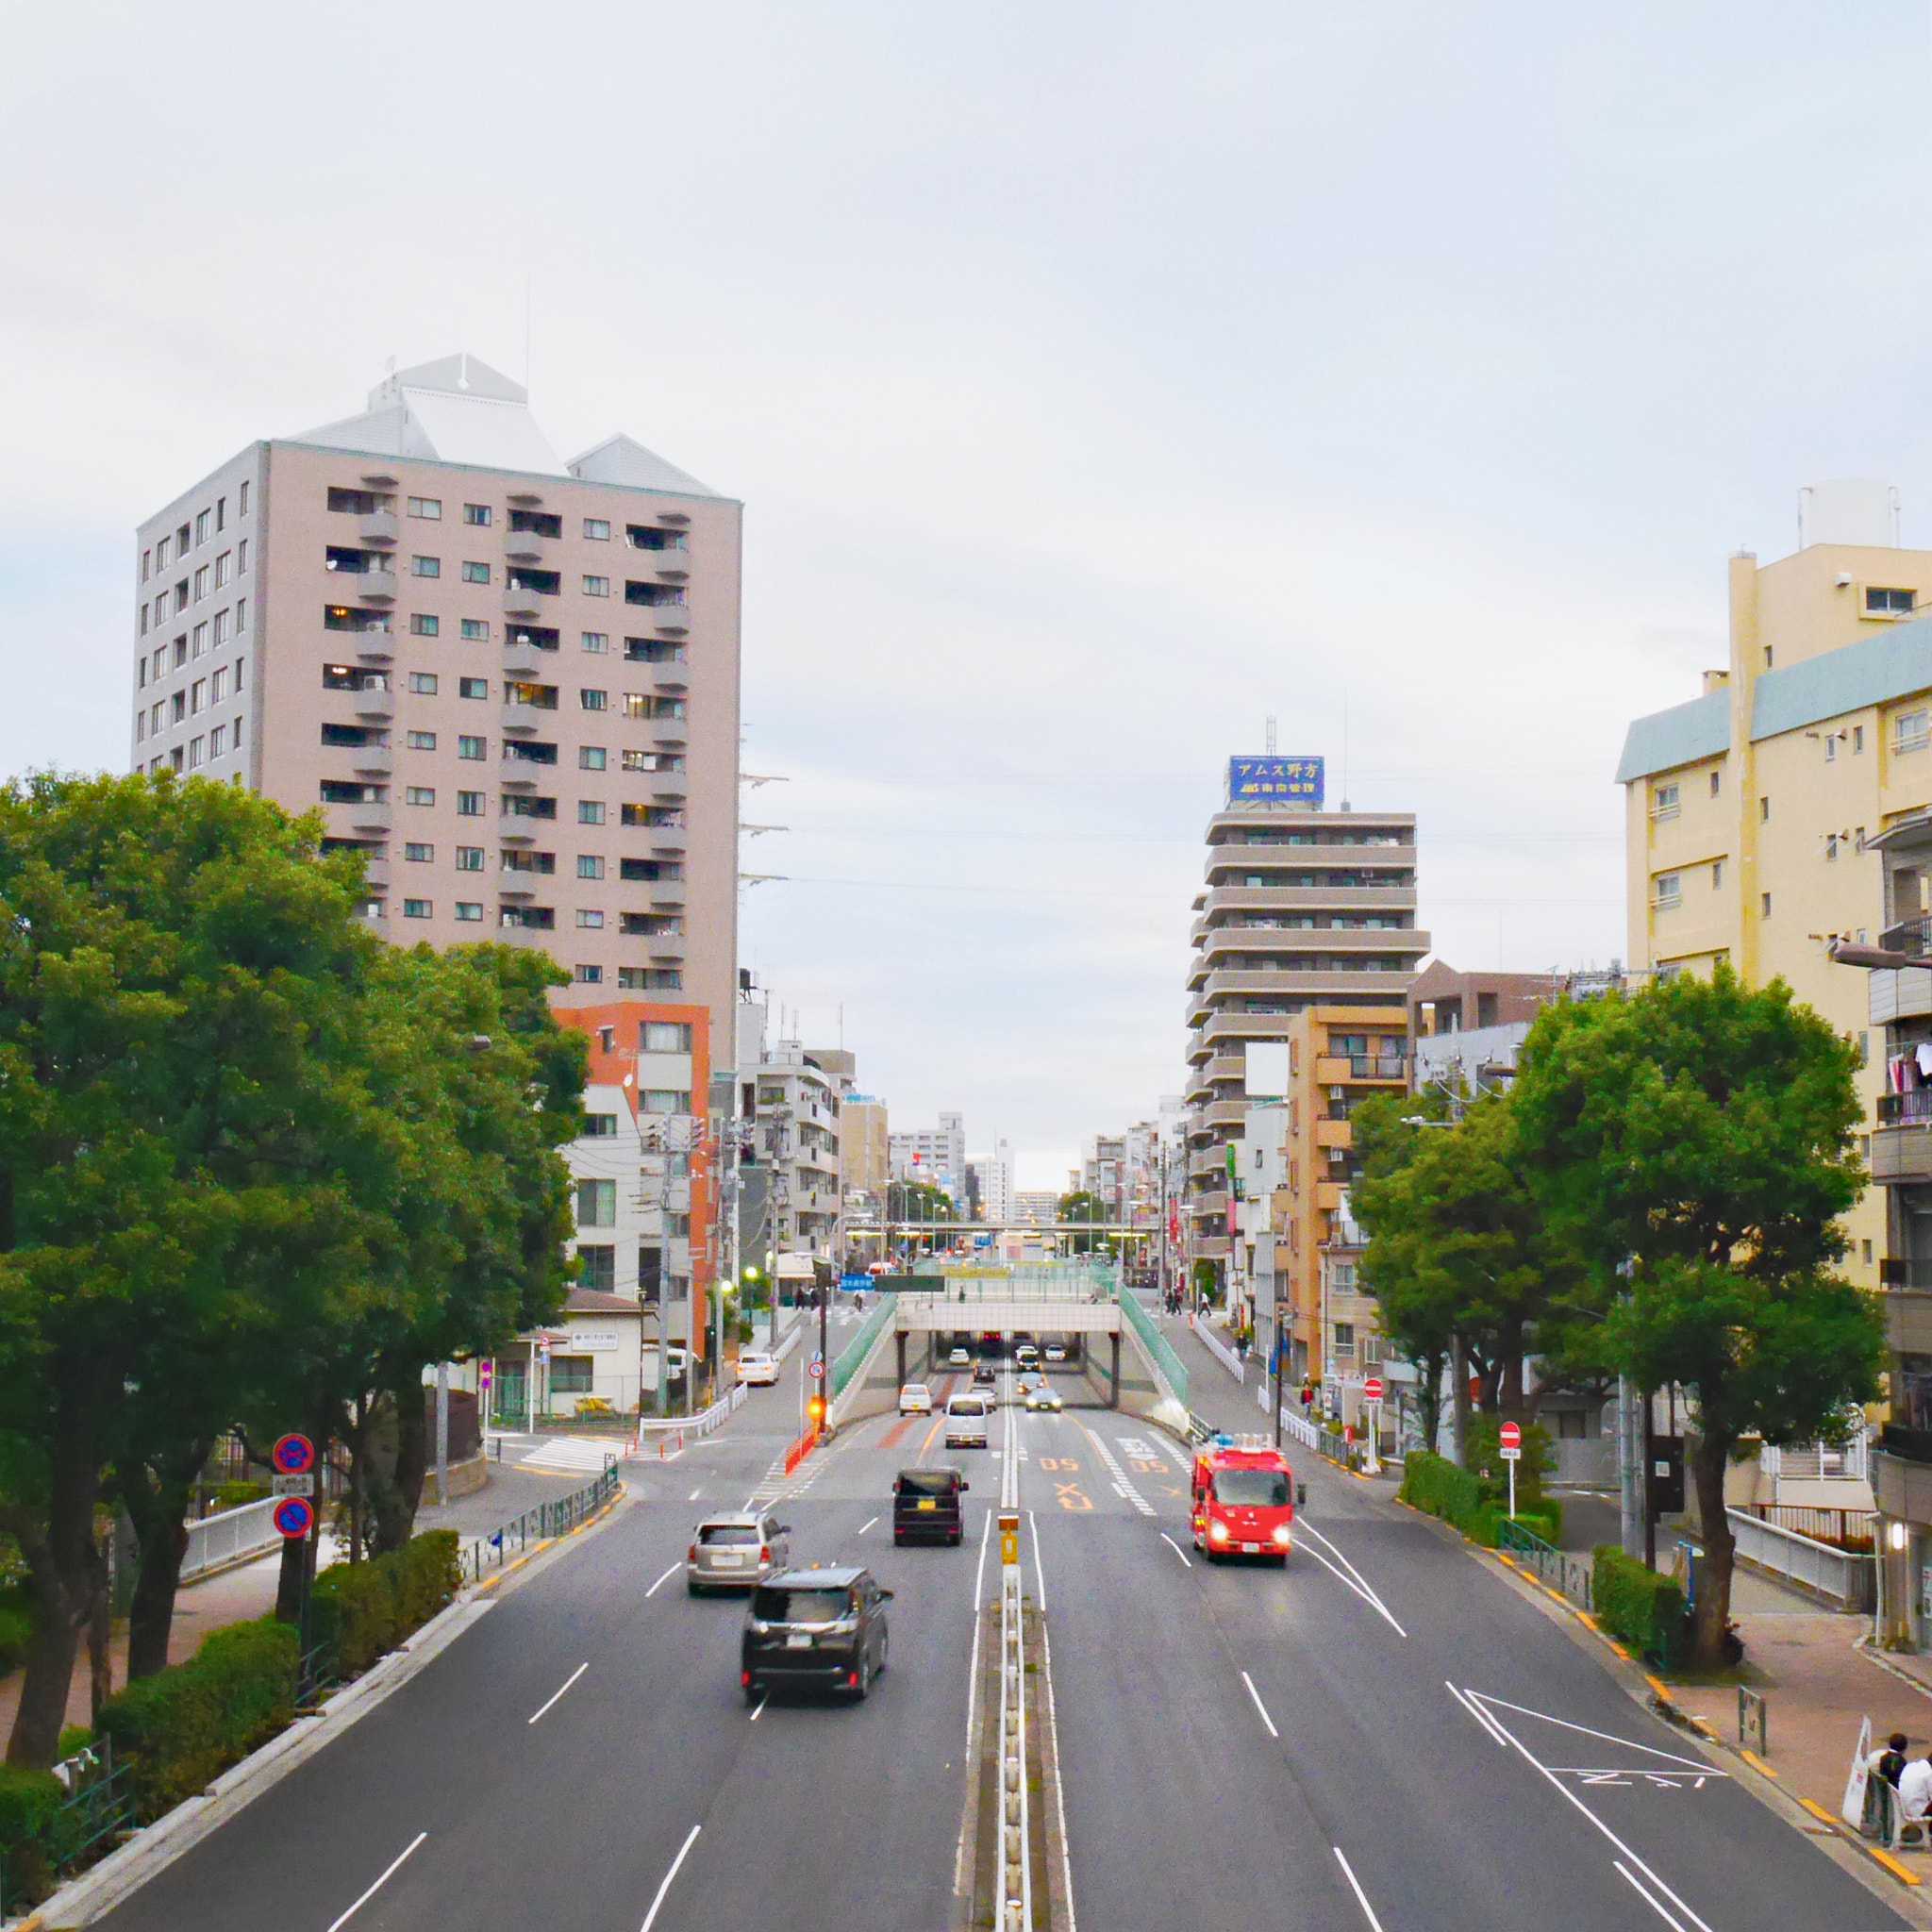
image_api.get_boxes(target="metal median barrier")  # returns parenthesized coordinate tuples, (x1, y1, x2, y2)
(459, 1457, 622, 1584)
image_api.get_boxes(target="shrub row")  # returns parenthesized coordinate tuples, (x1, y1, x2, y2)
(1591, 1543, 1690, 1663)
(93, 1529, 462, 1822)
(310, 1529, 461, 1674)
(1399, 1451, 1564, 1547)
(0, 1763, 63, 1907)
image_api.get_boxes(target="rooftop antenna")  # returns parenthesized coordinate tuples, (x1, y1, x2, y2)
(458, 350, 469, 392)
(1340, 679, 1351, 813)
(1265, 714, 1276, 754)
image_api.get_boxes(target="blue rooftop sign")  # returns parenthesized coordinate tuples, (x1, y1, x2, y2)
(1229, 755, 1324, 805)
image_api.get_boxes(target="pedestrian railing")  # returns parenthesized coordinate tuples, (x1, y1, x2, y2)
(1188, 1313, 1246, 1385)
(634, 1381, 747, 1444)
(1498, 1516, 1593, 1612)
(1118, 1288, 1189, 1411)
(458, 1458, 622, 1584)
(179, 1495, 283, 1582)
(1727, 1506, 1876, 1611)
(0, 1741, 138, 1919)
(831, 1296, 894, 1399)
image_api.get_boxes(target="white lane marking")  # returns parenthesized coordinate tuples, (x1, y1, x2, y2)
(1241, 1669, 1279, 1739)
(1333, 1847, 1388, 1932)
(1472, 1693, 1716, 1772)
(1466, 1693, 1716, 1932)
(639, 1823, 703, 1932)
(644, 1563, 680, 1599)
(1029, 1509, 1047, 1608)
(1291, 1522, 1407, 1637)
(526, 1661, 588, 1725)
(1617, 1859, 1692, 1932)
(858, 1515, 879, 1535)
(326, 1831, 427, 1932)
(1038, 1563, 1079, 1932)
(748, 1693, 770, 1723)
(953, 1510, 996, 1898)
(1081, 1426, 1155, 1516)
(688, 1485, 704, 1501)
(1159, 1532, 1193, 1569)
(1446, 1680, 1510, 1748)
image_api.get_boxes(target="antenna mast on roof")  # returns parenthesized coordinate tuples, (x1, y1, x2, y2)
(1265, 715, 1276, 753)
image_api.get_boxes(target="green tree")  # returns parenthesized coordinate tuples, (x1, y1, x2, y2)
(1511, 965, 1882, 1665)
(1056, 1191, 1111, 1257)
(887, 1180, 954, 1253)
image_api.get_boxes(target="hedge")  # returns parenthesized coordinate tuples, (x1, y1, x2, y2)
(1592, 1544, 1690, 1663)
(0, 1763, 62, 1907)
(310, 1529, 461, 1674)
(95, 1617, 297, 1816)
(1401, 1451, 1565, 1551)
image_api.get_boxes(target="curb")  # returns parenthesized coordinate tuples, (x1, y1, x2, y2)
(25, 1485, 628, 1930)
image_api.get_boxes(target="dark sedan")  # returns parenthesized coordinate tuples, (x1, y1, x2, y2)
(741, 1567, 892, 1702)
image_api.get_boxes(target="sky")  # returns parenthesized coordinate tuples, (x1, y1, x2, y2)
(5, 5, 1932, 1189)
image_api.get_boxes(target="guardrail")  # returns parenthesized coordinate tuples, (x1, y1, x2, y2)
(1118, 1291, 1189, 1412)
(634, 1380, 748, 1444)
(1727, 1506, 1876, 1610)
(459, 1458, 622, 1584)
(179, 1496, 282, 1582)
(1499, 1516, 1593, 1611)
(1188, 1313, 1246, 1384)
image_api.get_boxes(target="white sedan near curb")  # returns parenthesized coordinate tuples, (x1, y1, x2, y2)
(737, 1350, 779, 1386)
(899, 1383, 933, 1415)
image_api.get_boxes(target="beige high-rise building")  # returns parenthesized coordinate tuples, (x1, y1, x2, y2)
(128, 354, 741, 1047)
(1183, 755, 1426, 1281)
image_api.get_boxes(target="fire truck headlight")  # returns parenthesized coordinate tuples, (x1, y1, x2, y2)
(1208, 1520, 1230, 1543)
(1273, 1524, 1292, 1545)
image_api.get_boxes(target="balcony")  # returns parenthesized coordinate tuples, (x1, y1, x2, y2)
(1312, 1054, 1407, 1082)
(497, 881, 537, 902)
(505, 530, 546, 565)
(501, 640, 558, 678)
(1883, 916, 1932, 960)
(1873, 1118, 1932, 1185)
(358, 510, 399, 547)
(501, 701, 554, 736)
(1872, 967, 1932, 1026)
(503, 584, 543, 620)
(361, 858, 391, 890)
(346, 800, 391, 834)
(358, 573, 396, 606)
(646, 934, 687, 960)
(354, 687, 394, 721)
(352, 747, 393, 777)
(1882, 1285, 1932, 1352)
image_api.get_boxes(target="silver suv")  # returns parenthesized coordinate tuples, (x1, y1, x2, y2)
(687, 1512, 791, 1595)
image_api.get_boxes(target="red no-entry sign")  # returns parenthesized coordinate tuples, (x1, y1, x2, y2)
(1363, 1376, 1384, 1404)
(1499, 1421, 1522, 1451)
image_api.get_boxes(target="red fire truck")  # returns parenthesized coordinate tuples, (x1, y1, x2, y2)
(1191, 1436, 1294, 1563)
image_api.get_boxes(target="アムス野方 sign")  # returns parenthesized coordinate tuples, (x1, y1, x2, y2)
(1228, 755, 1324, 806)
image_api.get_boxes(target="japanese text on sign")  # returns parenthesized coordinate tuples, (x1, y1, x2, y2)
(1228, 755, 1324, 805)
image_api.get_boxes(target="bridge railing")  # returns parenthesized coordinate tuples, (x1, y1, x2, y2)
(1117, 1289, 1189, 1412)
(830, 1296, 894, 1399)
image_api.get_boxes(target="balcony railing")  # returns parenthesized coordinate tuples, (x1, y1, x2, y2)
(1349, 1056, 1407, 1079)
(1882, 916, 1932, 960)
(1878, 1091, 1932, 1125)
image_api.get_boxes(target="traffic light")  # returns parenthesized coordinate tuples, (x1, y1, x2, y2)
(806, 1392, 826, 1428)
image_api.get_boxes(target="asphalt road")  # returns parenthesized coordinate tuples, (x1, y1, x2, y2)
(94, 1312, 1908, 1932)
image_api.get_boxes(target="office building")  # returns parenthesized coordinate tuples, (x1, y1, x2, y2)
(891, 1112, 966, 1198)
(1184, 753, 1426, 1286)
(130, 352, 741, 1052)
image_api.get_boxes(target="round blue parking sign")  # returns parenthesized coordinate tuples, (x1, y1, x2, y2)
(271, 1434, 315, 1475)
(273, 1495, 315, 1540)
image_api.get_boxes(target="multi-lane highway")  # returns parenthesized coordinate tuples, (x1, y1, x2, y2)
(95, 1317, 1907, 1932)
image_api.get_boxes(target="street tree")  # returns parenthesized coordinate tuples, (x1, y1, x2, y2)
(1056, 1191, 1111, 1257)
(1511, 964, 1882, 1666)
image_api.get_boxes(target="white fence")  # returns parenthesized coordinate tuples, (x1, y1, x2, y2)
(1726, 1507, 1876, 1611)
(1188, 1313, 1246, 1384)
(633, 1380, 748, 1446)
(179, 1497, 282, 1582)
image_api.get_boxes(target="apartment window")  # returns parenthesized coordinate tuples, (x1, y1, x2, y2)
(192, 565, 209, 601)
(584, 518, 610, 541)
(1712, 858, 1723, 889)
(1651, 781, 1679, 821)
(455, 901, 483, 923)
(622, 692, 648, 718)
(578, 855, 606, 879)
(576, 908, 605, 928)
(1709, 769, 1721, 796)
(403, 899, 433, 919)
(209, 725, 225, 758)
(457, 791, 485, 815)
(460, 619, 490, 641)
(455, 677, 486, 702)
(213, 609, 229, 647)
(190, 678, 207, 715)
(582, 575, 609, 598)
(140, 608, 148, 637)
(239, 481, 249, 516)
(142, 547, 155, 581)
(578, 747, 607, 771)
(619, 967, 682, 991)
(177, 523, 191, 553)
(581, 689, 608, 711)
(456, 845, 484, 871)
(187, 736, 204, 769)
(212, 667, 230, 704)
(1759, 795, 1771, 821)
(195, 509, 210, 545)
(1652, 872, 1681, 910)
(1763, 647, 1774, 669)
(582, 631, 608, 654)
(408, 672, 439, 694)
(575, 964, 606, 985)
(1826, 833, 1840, 861)
(216, 496, 226, 532)
(215, 550, 230, 588)
(191, 623, 207, 658)
(458, 735, 487, 759)
(1897, 708, 1930, 754)
(411, 556, 441, 578)
(155, 595, 167, 627)
(236, 597, 246, 632)
(1855, 724, 1866, 753)
(642, 1022, 692, 1053)
(237, 541, 246, 574)
(408, 497, 441, 520)
(404, 842, 434, 862)
(1761, 891, 1773, 918)
(576, 1178, 616, 1227)
(406, 786, 435, 806)
(411, 614, 440, 636)
(462, 503, 491, 526)
(1869, 586, 1916, 615)
(461, 561, 491, 584)
(407, 730, 437, 751)
(579, 800, 606, 824)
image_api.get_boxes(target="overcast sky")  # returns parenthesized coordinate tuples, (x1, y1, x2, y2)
(6, 5, 1931, 1187)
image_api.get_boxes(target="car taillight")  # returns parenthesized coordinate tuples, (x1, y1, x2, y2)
(741, 1670, 751, 1687)
(847, 1670, 859, 1687)
(758, 1544, 770, 1562)
(688, 1545, 698, 1562)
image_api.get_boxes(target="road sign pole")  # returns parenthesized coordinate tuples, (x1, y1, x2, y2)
(1508, 1451, 1517, 1522)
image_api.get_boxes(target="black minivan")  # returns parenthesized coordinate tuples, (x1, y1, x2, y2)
(741, 1566, 892, 1702)
(893, 1466, 969, 1546)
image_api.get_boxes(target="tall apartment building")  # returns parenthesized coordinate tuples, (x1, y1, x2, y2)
(754, 1045, 842, 1263)
(966, 1141, 1013, 1223)
(1617, 482, 1932, 1640)
(890, 1113, 966, 1197)
(1183, 753, 1426, 1285)
(129, 353, 741, 1052)
(840, 1098, 891, 1198)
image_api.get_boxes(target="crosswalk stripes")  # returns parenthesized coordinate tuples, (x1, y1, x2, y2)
(517, 1438, 629, 1474)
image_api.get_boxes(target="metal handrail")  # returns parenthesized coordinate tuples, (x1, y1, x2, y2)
(459, 1458, 622, 1584)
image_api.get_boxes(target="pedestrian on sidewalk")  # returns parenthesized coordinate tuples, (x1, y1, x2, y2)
(1898, 1747, 1932, 1842)
(1872, 1732, 1910, 1790)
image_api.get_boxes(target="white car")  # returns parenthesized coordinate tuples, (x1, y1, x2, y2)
(945, 1393, 991, 1448)
(948, 1346, 971, 1368)
(899, 1383, 933, 1415)
(1044, 1343, 1067, 1363)
(1024, 1385, 1063, 1413)
(1015, 1344, 1041, 1370)
(736, 1350, 779, 1387)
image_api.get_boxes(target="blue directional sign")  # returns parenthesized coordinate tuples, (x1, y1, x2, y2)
(840, 1274, 870, 1292)
(1228, 755, 1324, 805)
